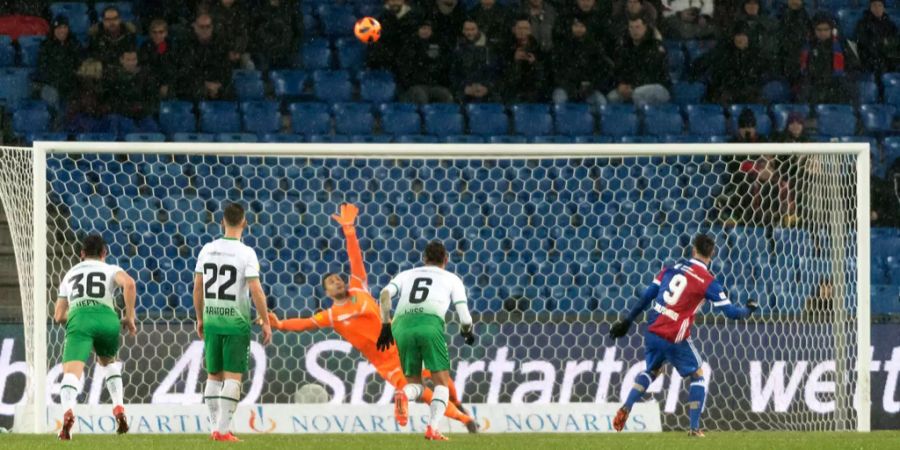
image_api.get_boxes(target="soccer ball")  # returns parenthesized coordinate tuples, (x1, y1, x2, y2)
(354, 17, 381, 44)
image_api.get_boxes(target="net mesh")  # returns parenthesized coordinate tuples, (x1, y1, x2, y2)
(0, 147, 861, 431)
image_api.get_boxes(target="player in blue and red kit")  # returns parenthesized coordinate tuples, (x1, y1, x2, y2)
(609, 234, 758, 437)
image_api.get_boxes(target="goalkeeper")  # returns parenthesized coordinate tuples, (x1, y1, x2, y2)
(267, 203, 478, 432)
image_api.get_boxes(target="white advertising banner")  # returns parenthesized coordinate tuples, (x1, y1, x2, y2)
(22, 402, 662, 434)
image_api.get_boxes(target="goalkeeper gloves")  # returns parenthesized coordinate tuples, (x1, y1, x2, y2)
(376, 323, 394, 351)
(746, 299, 759, 314)
(460, 325, 476, 346)
(609, 319, 632, 339)
(331, 203, 359, 227)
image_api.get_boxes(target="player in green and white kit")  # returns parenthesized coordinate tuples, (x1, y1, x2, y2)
(376, 241, 475, 441)
(55, 234, 137, 440)
(193, 203, 271, 442)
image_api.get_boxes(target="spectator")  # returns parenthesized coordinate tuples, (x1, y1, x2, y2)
(773, 113, 808, 142)
(470, 0, 513, 47)
(608, 16, 671, 107)
(661, 7, 716, 40)
(88, 6, 137, 68)
(176, 13, 230, 100)
(501, 16, 548, 102)
(210, 0, 253, 70)
(799, 15, 859, 104)
(368, 0, 422, 72)
(718, 154, 794, 226)
(397, 20, 454, 104)
(104, 48, 160, 134)
(700, 22, 767, 104)
(856, 0, 899, 76)
(554, 0, 613, 53)
(804, 278, 834, 312)
(521, 0, 557, 52)
(451, 19, 502, 102)
(139, 19, 176, 99)
(552, 17, 614, 105)
(730, 108, 765, 143)
(736, 0, 778, 60)
(251, 0, 301, 72)
(776, 0, 811, 82)
(64, 59, 111, 133)
(611, 0, 658, 39)
(425, 0, 466, 50)
(36, 15, 83, 112)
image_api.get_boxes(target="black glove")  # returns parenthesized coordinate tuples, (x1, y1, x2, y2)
(460, 326, 475, 345)
(746, 299, 759, 314)
(609, 320, 632, 339)
(376, 323, 394, 351)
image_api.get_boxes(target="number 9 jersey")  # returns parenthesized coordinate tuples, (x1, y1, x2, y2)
(194, 237, 261, 334)
(384, 266, 467, 323)
(647, 258, 729, 343)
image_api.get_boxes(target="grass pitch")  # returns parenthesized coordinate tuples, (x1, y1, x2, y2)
(1, 432, 898, 450)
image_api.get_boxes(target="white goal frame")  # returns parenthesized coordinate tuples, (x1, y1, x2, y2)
(21, 141, 871, 433)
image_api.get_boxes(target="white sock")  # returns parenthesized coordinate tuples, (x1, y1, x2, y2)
(104, 362, 124, 408)
(429, 385, 449, 429)
(60, 373, 82, 412)
(204, 380, 223, 431)
(218, 379, 241, 434)
(403, 383, 423, 402)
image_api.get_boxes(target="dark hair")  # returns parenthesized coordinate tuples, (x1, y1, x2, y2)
(81, 234, 106, 258)
(693, 234, 715, 259)
(423, 241, 447, 265)
(738, 108, 756, 128)
(321, 272, 342, 289)
(102, 6, 120, 17)
(627, 15, 647, 26)
(223, 202, 245, 227)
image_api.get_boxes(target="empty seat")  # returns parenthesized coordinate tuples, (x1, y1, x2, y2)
(0, 36, 12, 67)
(241, 100, 281, 134)
(883, 72, 900, 106)
(159, 101, 196, 134)
(0, 68, 31, 108)
(216, 132, 258, 142)
(443, 135, 485, 143)
(641, 105, 681, 136)
(553, 103, 594, 136)
(884, 136, 900, 167)
(511, 103, 552, 136)
(381, 109, 421, 135)
(50, 2, 90, 35)
(335, 38, 366, 70)
(199, 101, 240, 133)
(18, 35, 45, 67)
(302, 39, 332, 70)
(489, 135, 528, 143)
(13, 107, 50, 134)
(271, 70, 308, 98)
(761, 80, 791, 104)
(172, 132, 215, 142)
(815, 104, 856, 137)
(423, 109, 464, 136)
(76, 133, 117, 141)
(858, 80, 879, 104)
(530, 135, 575, 143)
(262, 133, 305, 142)
(771, 103, 811, 131)
(359, 70, 396, 103)
(860, 104, 896, 134)
(233, 77, 265, 100)
(317, 4, 356, 37)
(685, 104, 726, 136)
(333, 103, 374, 135)
(312, 70, 352, 102)
(672, 81, 706, 105)
(467, 105, 508, 136)
(684, 39, 716, 62)
(395, 134, 438, 143)
(124, 132, 166, 142)
(289, 102, 331, 135)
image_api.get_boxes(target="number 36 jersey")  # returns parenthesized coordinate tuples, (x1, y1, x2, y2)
(647, 258, 729, 343)
(194, 237, 260, 334)
(385, 266, 467, 323)
(58, 260, 124, 316)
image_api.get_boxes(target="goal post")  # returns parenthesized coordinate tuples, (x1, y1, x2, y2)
(1, 142, 871, 433)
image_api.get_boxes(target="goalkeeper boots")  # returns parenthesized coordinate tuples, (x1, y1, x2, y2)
(394, 390, 409, 426)
(58, 409, 74, 440)
(613, 407, 629, 432)
(688, 429, 706, 438)
(113, 405, 129, 434)
(424, 425, 449, 441)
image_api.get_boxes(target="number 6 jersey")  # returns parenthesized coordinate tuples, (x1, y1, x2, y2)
(384, 266, 468, 323)
(194, 237, 260, 334)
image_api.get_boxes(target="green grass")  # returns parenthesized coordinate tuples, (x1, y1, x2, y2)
(1, 432, 899, 450)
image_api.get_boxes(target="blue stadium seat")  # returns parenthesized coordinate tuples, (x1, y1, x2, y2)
(271, 70, 308, 99)
(28, 131, 67, 144)
(335, 38, 366, 70)
(359, 70, 396, 103)
(443, 135, 485, 143)
(553, 103, 594, 136)
(685, 104, 726, 136)
(672, 81, 706, 105)
(530, 135, 575, 143)
(728, 104, 772, 136)
(837, 8, 864, 40)
(289, 102, 331, 135)
(76, 133, 117, 141)
(241, 100, 281, 134)
(312, 70, 352, 102)
(761, 80, 791, 103)
(815, 104, 857, 137)
(0, 68, 31, 108)
(317, 4, 356, 37)
(666, 42, 685, 81)
(858, 80, 879, 104)
(600, 107, 639, 136)
(18, 35, 44, 67)
(159, 101, 196, 134)
(262, 133, 306, 142)
(883, 72, 900, 106)
(396, 134, 438, 143)
(199, 101, 241, 133)
(124, 132, 166, 142)
(641, 104, 682, 136)
(172, 132, 215, 142)
(619, 135, 659, 143)
(489, 135, 528, 143)
(511, 103, 552, 136)
(466, 104, 509, 136)
(309, 134, 351, 142)
(94, 2, 135, 23)
(771, 103, 811, 131)
(216, 133, 258, 142)
(350, 134, 391, 143)
(302, 39, 332, 70)
(332, 103, 374, 135)
(381, 109, 421, 135)
(0, 36, 13, 67)
(423, 109, 464, 136)
(13, 107, 50, 134)
(684, 39, 716, 62)
(860, 104, 895, 134)
(233, 77, 265, 100)
(50, 3, 90, 36)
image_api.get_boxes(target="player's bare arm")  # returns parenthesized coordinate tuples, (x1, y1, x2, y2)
(192, 273, 204, 339)
(54, 297, 69, 324)
(249, 278, 272, 346)
(115, 270, 137, 336)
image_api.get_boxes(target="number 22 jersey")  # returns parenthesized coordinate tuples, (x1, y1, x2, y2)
(194, 237, 260, 334)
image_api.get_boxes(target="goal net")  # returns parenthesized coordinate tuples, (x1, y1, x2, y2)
(0, 143, 870, 433)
